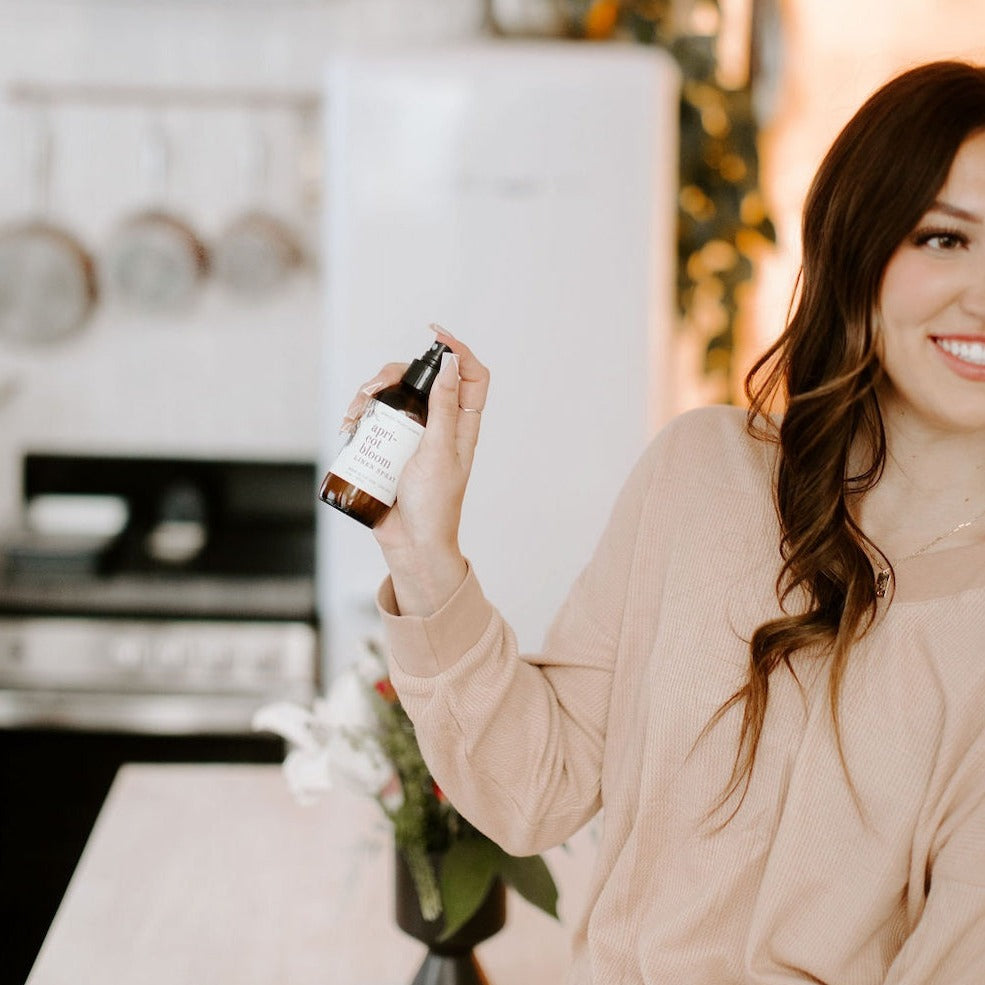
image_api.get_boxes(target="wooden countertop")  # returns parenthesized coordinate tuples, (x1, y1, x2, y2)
(27, 764, 598, 985)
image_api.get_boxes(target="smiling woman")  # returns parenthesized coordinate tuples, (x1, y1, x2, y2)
(879, 131, 985, 423)
(363, 60, 985, 984)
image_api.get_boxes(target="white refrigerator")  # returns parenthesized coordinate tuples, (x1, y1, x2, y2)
(318, 40, 680, 676)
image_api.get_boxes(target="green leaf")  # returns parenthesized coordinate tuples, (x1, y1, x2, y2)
(499, 853, 559, 920)
(437, 838, 501, 942)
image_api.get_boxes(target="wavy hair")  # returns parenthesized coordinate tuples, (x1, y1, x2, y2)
(709, 60, 985, 819)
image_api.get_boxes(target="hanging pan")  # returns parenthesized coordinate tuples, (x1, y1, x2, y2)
(0, 107, 98, 345)
(104, 115, 208, 314)
(213, 114, 305, 299)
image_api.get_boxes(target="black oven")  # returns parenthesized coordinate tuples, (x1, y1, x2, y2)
(0, 453, 319, 985)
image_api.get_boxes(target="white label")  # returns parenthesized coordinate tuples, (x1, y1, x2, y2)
(329, 399, 424, 507)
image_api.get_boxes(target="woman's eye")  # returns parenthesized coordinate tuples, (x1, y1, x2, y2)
(912, 228, 968, 251)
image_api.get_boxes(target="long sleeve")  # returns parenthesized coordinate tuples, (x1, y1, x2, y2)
(883, 728, 985, 983)
(378, 435, 662, 855)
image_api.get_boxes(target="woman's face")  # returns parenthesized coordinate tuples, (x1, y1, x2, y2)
(877, 128, 985, 436)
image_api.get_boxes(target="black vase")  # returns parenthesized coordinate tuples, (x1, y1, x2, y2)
(394, 849, 507, 985)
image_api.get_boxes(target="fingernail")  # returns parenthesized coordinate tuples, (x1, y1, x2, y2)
(430, 322, 458, 341)
(438, 350, 459, 382)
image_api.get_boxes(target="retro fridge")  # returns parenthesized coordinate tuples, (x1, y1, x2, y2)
(318, 41, 680, 675)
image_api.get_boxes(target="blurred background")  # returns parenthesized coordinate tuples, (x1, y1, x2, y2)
(0, 2, 982, 982)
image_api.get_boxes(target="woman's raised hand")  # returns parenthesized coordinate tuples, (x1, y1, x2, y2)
(370, 326, 489, 617)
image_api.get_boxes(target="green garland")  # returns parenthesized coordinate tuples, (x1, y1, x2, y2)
(561, 0, 776, 399)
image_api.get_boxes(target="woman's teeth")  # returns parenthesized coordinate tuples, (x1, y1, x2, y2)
(935, 337, 985, 366)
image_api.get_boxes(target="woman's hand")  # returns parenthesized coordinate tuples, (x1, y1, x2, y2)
(344, 327, 489, 616)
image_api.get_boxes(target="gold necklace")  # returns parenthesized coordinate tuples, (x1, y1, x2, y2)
(874, 505, 985, 597)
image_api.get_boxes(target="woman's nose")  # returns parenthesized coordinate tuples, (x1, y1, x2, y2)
(961, 258, 985, 317)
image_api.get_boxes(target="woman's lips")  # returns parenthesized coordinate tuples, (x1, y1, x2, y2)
(932, 335, 985, 380)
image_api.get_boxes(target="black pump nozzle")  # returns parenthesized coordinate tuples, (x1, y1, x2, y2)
(401, 340, 453, 393)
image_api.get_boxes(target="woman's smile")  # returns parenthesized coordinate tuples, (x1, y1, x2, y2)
(931, 333, 985, 378)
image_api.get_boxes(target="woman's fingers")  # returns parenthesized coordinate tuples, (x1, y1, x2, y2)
(430, 328, 489, 470)
(419, 351, 464, 458)
(433, 327, 489, 413)
(340, 362, 406, 433)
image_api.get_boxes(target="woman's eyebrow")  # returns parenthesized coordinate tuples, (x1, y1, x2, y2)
(927, 199, 984, 223)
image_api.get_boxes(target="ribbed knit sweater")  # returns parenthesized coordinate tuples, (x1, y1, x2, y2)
(378, 405, 985, 984)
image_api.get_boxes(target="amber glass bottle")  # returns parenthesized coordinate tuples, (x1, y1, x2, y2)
(319, 340, 452, 527)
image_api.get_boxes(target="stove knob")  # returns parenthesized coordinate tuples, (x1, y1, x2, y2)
(255, 649, 283, 675)
(157, 639, 190, 670)
(113, 638, 147, 670)
(0, 635, 25, 665)
(203, 644, 235, 672)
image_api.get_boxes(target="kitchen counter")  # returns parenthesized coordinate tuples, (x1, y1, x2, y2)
(26, 763, 598, 985)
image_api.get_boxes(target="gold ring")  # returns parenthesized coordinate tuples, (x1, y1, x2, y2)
(459, 406, 482, 415)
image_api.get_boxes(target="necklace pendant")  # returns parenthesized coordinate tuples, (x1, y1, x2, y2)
(875, 568, 891, 598)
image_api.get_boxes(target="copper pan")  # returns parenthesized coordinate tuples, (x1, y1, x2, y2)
(104, 117, 209, 313)
(105, 208, 208, 313)
(213, 119, 305, 298)
(0, 111, 98, 344)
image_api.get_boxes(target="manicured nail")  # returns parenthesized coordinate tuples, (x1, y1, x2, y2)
(430, 322, 457, 341)
(438, 350, 459, 382)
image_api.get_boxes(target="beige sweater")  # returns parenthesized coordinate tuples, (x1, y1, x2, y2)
(379, 405, 985, 984)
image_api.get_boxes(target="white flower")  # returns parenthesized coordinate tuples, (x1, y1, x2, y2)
(283, 746, 334, 805)
(317, 663, 377, 732)
(324, 724, 397, 802)
(252, 701, 327, 751)
(252, 655, 403, 810)
(251, 701, 334, 804)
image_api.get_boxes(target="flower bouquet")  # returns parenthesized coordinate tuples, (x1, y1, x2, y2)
(253, 640, 559, 943)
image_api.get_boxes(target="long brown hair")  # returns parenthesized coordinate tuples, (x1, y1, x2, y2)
(711, 60, 985, 817)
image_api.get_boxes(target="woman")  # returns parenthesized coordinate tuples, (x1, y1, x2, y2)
(349, 61, 985, 982)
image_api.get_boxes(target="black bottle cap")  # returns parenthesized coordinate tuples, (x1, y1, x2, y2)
(401, 340, 452, 393)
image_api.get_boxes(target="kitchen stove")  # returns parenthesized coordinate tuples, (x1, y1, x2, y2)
(0, 451, 320, 732)
(0, 566, 318, 734)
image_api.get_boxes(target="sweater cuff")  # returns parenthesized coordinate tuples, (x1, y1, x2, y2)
(376, 563, 493, 677)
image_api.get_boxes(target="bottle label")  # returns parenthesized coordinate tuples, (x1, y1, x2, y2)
(329, 399, 424, 507)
